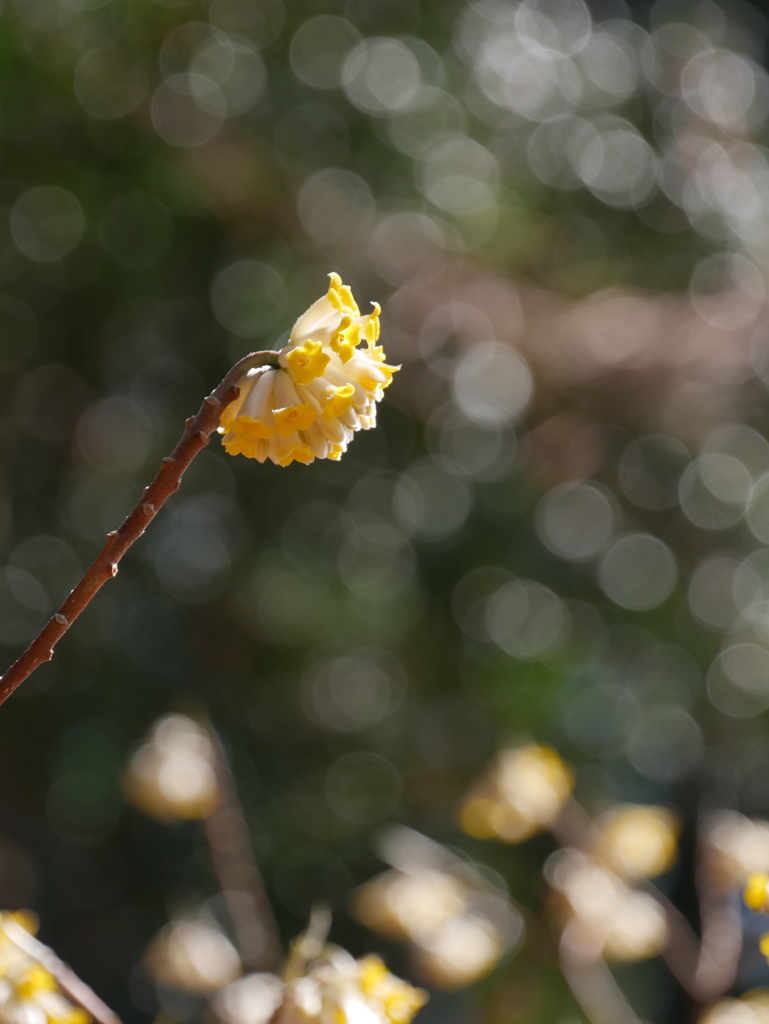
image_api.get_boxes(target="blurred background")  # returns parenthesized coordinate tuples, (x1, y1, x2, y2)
(4, 0, 769, 1020)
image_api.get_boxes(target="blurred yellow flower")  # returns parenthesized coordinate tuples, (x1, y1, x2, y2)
(409, 916, 505, 991)
(745, 872, 769, 912)
(594, 804, 681, 880)
(459, 744, 574, 843)
(220, 274, 398, 467)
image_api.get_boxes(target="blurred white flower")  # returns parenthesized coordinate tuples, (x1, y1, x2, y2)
(549, 849, 668, 963)
(144, 919, 241, 993)
(353, 827, 522, 990)
(122, 714, 220, 822)
(211, 973, 284, 1024)
(704, 811, 769, 885)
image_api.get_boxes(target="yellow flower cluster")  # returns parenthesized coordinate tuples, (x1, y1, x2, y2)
(219, 274, 398, 467)
(458, 744, 574, 843)
(0, 914, 89, 1024)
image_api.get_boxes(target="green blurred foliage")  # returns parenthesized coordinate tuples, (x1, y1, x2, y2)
(3, 0, 769, 1021)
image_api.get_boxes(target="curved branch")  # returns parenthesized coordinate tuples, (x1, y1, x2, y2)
(0, 351, 280, 706)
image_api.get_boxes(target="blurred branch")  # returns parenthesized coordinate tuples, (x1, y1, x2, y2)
(204, 726, 283, 973)
(559, 930, 645, 1024)
(3, 917, 123, 1024)
(0, 351, 280, 707)
(690, 839, 742, 1001)
(552, 799, 742, 1004)
(550, 798, 603, 852)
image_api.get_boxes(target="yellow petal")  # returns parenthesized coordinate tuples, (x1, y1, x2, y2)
(323, 384, 355, 421)
(273, 403, 317, 435)
(232, 415, 276, 439)
(278, 442, 314, 466)
(286, 340, 331, 386)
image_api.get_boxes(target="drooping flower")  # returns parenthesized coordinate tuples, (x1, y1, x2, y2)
(219, 274, 398, 467)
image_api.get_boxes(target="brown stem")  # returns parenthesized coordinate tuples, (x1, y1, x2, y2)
(0, 351, 280, 707)
(3, 917, 123, 1024)
(203, 726, 283, 973)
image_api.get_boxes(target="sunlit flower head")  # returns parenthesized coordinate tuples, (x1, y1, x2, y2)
(594, 804, 681, 880)
(459, 744, 574, 844)
(219, 274, 398, 467)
